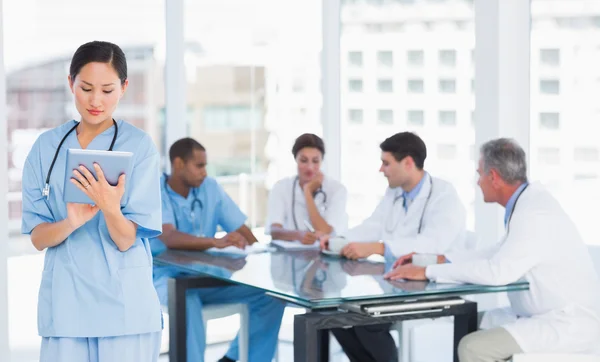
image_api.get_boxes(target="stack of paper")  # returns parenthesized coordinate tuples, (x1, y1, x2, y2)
(270, 240, 320, 250)
(206, 242, 273, 255)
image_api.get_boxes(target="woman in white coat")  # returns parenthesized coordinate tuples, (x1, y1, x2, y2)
(267, 133, 348, 243)
(386, 138, 600, 361)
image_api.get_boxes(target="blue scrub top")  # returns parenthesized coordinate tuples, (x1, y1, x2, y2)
(21, 120, 163, 338)
(150, 175, 247, 257)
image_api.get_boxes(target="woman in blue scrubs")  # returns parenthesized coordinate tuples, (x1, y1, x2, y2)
(21, 41, 163, 362)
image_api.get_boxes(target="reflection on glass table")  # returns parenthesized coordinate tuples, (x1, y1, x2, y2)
(155, 249, 529, 308)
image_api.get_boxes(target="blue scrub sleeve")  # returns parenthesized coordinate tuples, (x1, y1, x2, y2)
(121, 146, 162, 239)
(216, 184, 247, 233)
(21, 155, 55, 235)
(160, 187, 176, 226)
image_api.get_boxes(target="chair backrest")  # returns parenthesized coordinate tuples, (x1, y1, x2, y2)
(587, 245, 600, 277)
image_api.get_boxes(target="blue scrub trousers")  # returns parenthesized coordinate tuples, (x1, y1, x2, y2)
(40, 331, 162, 362)
(154, 267, 285, 362)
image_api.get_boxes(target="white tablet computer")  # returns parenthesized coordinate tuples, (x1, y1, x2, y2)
(63, 149, 134, 205)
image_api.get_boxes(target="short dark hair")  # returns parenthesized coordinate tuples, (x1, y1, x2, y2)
(380, 132, 427, 169)
(169, 138, 206, 164)
(69, 41, 128, 85)
(292, 133, 325, 158)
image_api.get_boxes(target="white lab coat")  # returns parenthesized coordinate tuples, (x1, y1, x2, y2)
(342, 173, 467, 258)
(427, 182, 600, 355)
(266, 175, 348, 234)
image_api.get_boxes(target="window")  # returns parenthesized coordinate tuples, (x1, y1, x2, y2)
(349, 79, 364, 92)
(292, 79, 305, 93)
(407, 110, 425, 126)
(377, 110, 394, 124)
(407, 50, 424, 66)
(341, 0, 475, 232)
(438, 110, 457, 126)
(377, 51, 394, 67)
(407, 79, 424, 93)
(574, 174, 599, 180)
(348, 109, 364, 124)
(531, 0, 600, 246)
(439, 49, 457, 67)
(539, 112, 560, 130)
(439, 79, 456, 93)
(203, 106, 262, 132)
(574, 148, 599, 162)
(348, 51, 363, 67)
(208, 158, 252, 177)
(120, 73, 146, 104)
(539, 79, 560, 95)
(540, 49, 560, 66)
(437, 144, 458, 160)
(378, 79, 393, 93)
(538, 147, 561, 165)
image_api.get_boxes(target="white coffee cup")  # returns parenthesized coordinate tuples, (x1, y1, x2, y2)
(412, 253, 438, 267)
(327, 237, 349, 254)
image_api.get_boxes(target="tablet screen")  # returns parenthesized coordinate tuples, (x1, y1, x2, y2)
(63, 149, 134, 205)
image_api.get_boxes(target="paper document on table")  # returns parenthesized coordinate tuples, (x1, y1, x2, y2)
(206, 242, 273, 256)
(271, 239, 320, 250)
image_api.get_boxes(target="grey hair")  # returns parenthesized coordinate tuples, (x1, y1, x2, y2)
(480, 138, 528, 184)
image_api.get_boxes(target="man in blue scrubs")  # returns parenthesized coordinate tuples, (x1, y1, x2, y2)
(151, 138, 285, 362)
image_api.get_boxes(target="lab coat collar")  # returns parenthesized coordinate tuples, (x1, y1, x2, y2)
(403, 171, 428, 201)
(504, 181, 529, 227)
(392, 172, 432, 201)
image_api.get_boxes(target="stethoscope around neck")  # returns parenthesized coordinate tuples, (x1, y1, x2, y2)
(291, 176, 327, 230)
(42, 119, 118, 199)
(385, 175, 433, 235)
(163, 173, 204, 235)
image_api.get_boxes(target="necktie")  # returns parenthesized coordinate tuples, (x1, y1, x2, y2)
(402, 193, 412, 211)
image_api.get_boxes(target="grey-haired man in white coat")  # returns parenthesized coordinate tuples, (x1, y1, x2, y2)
(385, 138, 600, 361)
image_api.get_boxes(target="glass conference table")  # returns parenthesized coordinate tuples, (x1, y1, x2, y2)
(154, 247, 529, 362)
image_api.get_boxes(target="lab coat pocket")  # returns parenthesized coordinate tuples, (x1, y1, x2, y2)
(37, 270, 54, 333)
(118, 266, 162, 333)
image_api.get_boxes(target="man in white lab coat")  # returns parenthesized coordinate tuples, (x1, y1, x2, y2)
(320, 132, 467, 362)
(385, 138, 600, 361)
